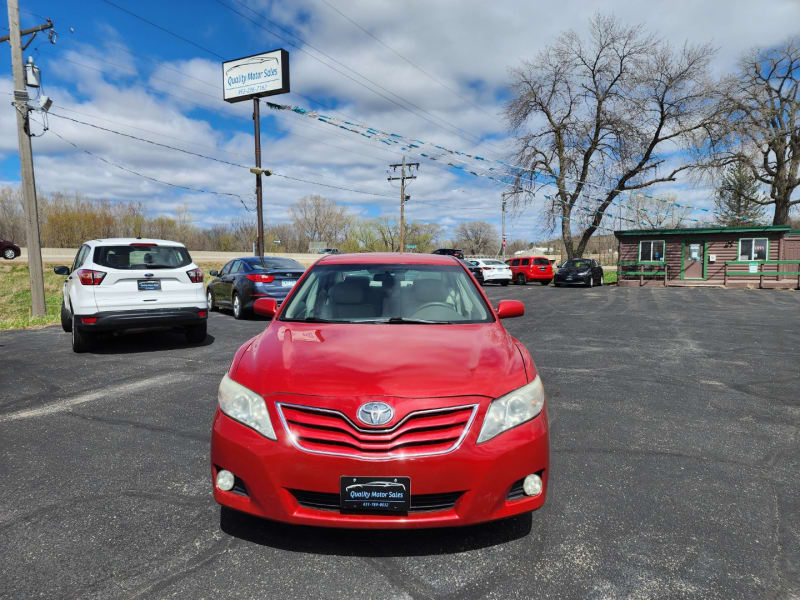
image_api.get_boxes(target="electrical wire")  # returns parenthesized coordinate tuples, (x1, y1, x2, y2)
(212, 0, 494, 151)
(39, 122, 257, 212)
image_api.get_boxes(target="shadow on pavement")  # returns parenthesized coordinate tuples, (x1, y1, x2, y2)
(219, 507, 533, 556)
(86, 329, 216, 354)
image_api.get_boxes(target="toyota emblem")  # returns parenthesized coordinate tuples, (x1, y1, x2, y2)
(357, 401, 394, 426)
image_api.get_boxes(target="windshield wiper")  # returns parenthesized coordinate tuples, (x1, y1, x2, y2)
(383, 317, 449, 324)
(282, 317, 342, 323)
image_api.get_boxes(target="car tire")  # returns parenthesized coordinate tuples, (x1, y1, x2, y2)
(232, 293, 244, 320)
(2, 247, 15, 260)
(516, 273, 526, 285)
(598, 274, 603, 286)
(501, 280, 509, 286)
(61, 301, 72, 332)
(588, 276, 594, 288)
(71, 316, 92, 353)
(185, 322, 207, 343)
(207, 289, 217, 311)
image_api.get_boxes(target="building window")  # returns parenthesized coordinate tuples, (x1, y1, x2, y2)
(639, 240, 665, 262)
(739, 238, 768, 261)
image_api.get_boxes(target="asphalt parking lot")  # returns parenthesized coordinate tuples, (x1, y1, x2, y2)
(1, 285, 798, 599)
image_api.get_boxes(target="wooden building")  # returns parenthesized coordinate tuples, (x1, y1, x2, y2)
(614, 226, 800, 288)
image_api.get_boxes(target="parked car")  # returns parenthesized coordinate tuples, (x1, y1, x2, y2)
(464, 260, 485, 285)
(318, 248, 340, 254)
(1, 239, 20, 260)
(553, 258, 604, 287)
(469, 258, 512, 285)
(211, 253, 549, 529)
(432, 248, 465, 260)
(206, 256, 305, 319)
(506, 256, 554, 285)
(53, 238, 207, 352)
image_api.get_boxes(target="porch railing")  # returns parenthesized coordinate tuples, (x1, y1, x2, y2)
(723, 260, 800, 289)
(617, 261, 668, 287)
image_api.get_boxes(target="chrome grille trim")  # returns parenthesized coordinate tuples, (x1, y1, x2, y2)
(275, 402, 479, 461)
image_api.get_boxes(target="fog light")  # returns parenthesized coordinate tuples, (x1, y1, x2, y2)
(216, 469, 234, 491)
(523, 473, 542, 497)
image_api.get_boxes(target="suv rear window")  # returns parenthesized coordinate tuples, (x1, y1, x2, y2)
(533, 258, 550, 266)
(93, 245, 192, 269)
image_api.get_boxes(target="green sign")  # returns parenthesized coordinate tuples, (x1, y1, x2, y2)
(405, 244, 417, 249)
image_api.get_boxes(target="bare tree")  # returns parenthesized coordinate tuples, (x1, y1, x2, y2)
(453, 221, 498, 255)
(289, 195, 352, 250)
(624, 193, 691, 229)
(506, 14, 716, 258)
(705, 39, 799, 224)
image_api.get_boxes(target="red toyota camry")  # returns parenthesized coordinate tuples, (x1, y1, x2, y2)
(210, 253, 549, 528)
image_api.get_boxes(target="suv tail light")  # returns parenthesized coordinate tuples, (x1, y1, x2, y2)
(186, 268, 203, 283)
(77, 269, 106, 285)
(245, 274, 275, 283)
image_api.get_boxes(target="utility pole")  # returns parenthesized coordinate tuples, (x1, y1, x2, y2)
(500, 188, 519, 259)
(388, 156, 418, 252)
(4, 1, 52, 317)
(253, 98, 264, 259)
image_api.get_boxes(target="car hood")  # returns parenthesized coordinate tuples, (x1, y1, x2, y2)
(233, 321, 530, 399)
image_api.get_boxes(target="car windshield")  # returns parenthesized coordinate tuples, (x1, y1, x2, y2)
(280, 263, 493, 324)
(93, 245, 192, 269)
(245, 257, 303, 270)
(562, 259, 590, 269)
(484, 260, 506, 266)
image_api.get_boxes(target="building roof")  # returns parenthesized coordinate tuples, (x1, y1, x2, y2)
(614, 225, 790, 238)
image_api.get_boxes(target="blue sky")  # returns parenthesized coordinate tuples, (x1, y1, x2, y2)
(2, 0, 799, 241)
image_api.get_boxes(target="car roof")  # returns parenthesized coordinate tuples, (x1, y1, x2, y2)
(317, 252, 461, 266)
(86, 238, 185, 247)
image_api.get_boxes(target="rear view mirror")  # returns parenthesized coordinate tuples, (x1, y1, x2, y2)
(209, 270, 219, 277)
(496, 300, 524, 319)
(254, 297, 278, 318)
(53, 266, 70, 275)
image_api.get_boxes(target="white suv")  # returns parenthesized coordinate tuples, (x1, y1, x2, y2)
(54, 238, 208, 352)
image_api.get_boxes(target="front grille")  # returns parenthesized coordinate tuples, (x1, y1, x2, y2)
(276, 403, 478, 459)
(290, 489, 463, 513)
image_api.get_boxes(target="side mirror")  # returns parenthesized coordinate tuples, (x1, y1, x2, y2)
(253, 297, 277, 318)
(496, 300, 524, 319)
(209, 270, 219, 277)
(53, 266, 70, 275)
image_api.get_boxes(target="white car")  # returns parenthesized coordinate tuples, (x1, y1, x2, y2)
(469, 259, 512, 285)
(54, 238, 208, 352)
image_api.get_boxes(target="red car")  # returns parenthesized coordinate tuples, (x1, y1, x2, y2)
(1, 239, 21, 260)
(211, 253, 549, 529)
(506, 256, 554, 285)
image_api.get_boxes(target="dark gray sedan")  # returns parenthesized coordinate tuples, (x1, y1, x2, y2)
(553, 258, 604, 287)
(207, 256, 305, 319)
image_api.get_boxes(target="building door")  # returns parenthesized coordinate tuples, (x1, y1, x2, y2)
(683, 241, 705, 279)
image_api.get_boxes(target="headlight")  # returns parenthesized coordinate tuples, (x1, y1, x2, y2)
(218, 373, 276, 440)
(578, 270, 590, 275)
(477, 375, 545, 443)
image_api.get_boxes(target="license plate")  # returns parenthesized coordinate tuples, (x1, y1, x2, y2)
(137, 279, 161, 291)
(281, 279, 296, 288)
(340, 476, 410, 513)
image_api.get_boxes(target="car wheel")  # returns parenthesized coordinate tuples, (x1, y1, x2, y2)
(516, 273, 527, 285)
(598, 274, 603, 286)
(71, 315, 92, 353)
(232, 293, 244, 320)
(2, 247, 15, 260)
(61, 301, 72, 332)
(207, 289, 217, 311)
(588, 276, 594, 288)
(185, 322, 207, 343)
(501, 280, 509, 286)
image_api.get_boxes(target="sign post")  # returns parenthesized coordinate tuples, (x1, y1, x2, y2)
(223, 49, 290, 259)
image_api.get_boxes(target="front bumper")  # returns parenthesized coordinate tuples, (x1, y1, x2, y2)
(211, 403, 549, 529)
(75, 307, 207, 331)
(554, 274, 590, 285)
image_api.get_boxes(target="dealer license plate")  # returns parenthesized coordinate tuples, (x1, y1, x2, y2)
(281, 279, 296, 287)
(137, 279, 161, 291)
(340, 476, 410, 513)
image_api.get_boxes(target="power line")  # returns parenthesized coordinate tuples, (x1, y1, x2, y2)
(318, 0, 499, 122)
(212, 0, 491, 150)
(98, 0, 224, 59)
(40, 122, 256, 212)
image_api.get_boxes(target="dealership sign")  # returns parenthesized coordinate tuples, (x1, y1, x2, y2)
(222, 49, 290, 103)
